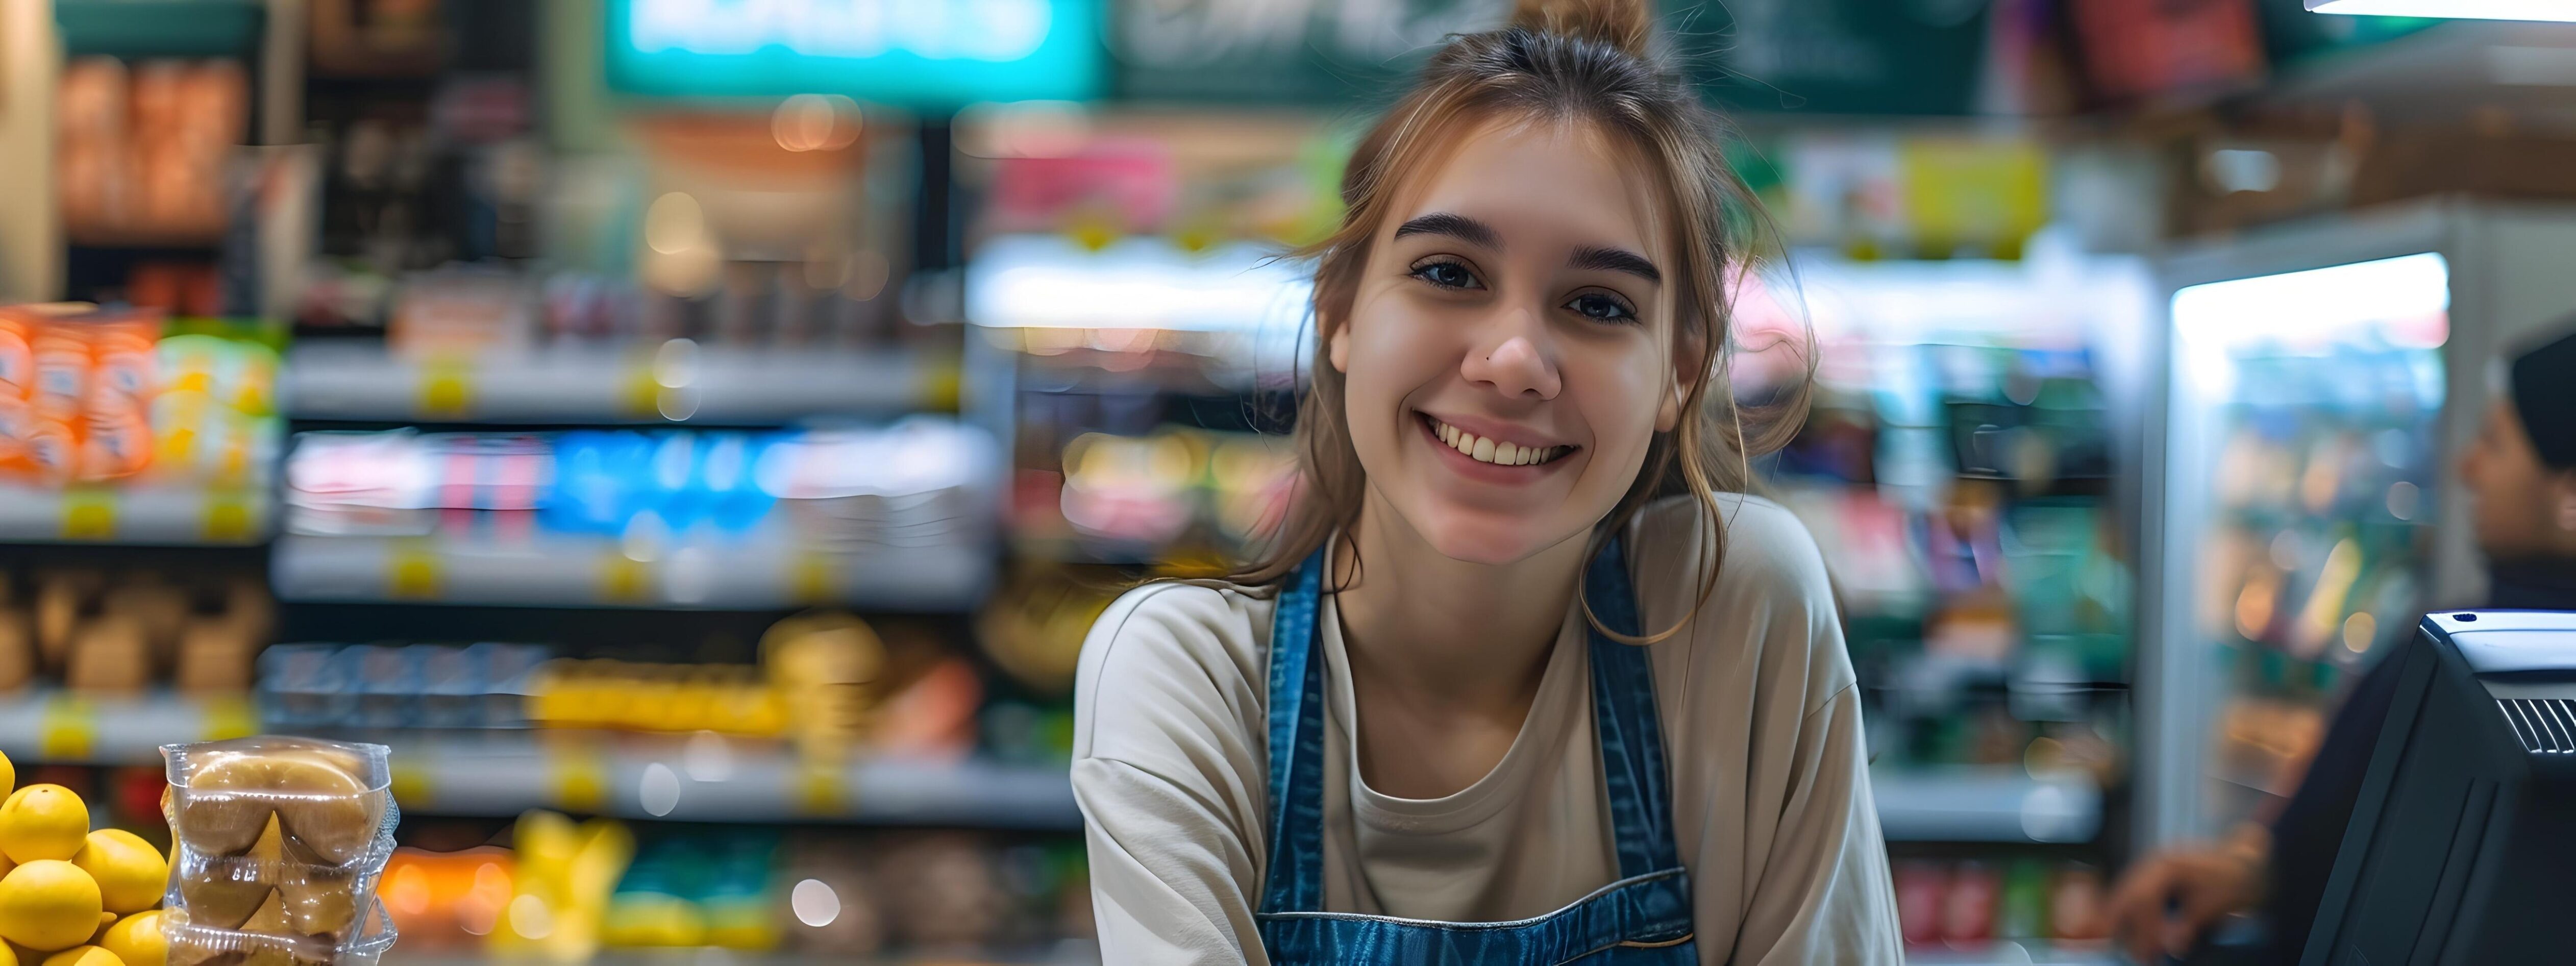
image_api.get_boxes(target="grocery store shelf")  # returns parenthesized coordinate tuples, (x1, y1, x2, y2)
(0, 692, 1076, 829)
(271, 533, 993, 611)
(284, 343, 952, 425)
(57, 0, 266, 58)
(0, 483, 271, 546)
(387, 739, 1078, 830)
(1872, 767, 2101, 844)
(385, 946, 1101, 966)
(0, 690, 258, 765)
(1903, 942, 2119, 965)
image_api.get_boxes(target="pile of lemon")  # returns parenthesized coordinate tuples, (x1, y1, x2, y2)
(0, 752, 167, 966)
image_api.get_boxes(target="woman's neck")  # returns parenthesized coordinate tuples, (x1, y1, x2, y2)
(1331, 486, 1593, 719)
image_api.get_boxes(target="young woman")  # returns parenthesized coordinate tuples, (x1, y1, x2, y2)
(1071, 1, 1903, 961)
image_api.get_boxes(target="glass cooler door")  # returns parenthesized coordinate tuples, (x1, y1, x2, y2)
(2163, 253, 2451, 836)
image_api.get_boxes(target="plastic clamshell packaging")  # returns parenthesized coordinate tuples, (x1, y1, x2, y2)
(162, 736, 402, 957)
(165, 897, 400, 966)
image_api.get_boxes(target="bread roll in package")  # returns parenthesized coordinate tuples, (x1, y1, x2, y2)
(160, 736, 401, 964)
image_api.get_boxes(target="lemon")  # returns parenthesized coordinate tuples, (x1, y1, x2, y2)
(0, 751, 14, 801)
(67, 833, 160, 915)
(39, 948, 118, 966)
(0, 860, 104, 950)
(0, 787, 88, 864)
(97, 912, 160, 966)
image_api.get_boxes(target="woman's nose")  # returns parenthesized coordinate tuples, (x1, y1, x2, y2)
(1460, 312, 1561, 400)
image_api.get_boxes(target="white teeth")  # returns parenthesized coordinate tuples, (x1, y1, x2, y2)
(1427, 416, 1565, 466)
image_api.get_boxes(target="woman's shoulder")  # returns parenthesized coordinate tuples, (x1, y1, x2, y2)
(1071, 580, 1274, 759)
(1624, 492, 1852, 716)
(1625, 492, 1834, 607)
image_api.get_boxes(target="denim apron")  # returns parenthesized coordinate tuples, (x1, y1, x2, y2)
(1255, 538, 1699, 964)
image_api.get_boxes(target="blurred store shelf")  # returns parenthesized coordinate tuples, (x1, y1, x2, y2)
(385, 739, 1078, 830)
(1871, 767, 2101, 844)
(271, 533, 992, 611)
(0, 483, 271, 546)
(284, 342, 953, 425)
(1902, 943, 2120, 965)
(383, 948, 1101, 966)
(56, 0, 266, 58)
(0, 690, 258, 765)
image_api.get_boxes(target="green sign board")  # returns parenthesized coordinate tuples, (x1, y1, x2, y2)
(605, 0, 1106, 107)
(1110, 0, 1990, 115)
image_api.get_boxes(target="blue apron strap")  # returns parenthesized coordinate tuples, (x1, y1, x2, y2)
(1259, 549, 1330, 914)
(1584, 536, 1686, 880)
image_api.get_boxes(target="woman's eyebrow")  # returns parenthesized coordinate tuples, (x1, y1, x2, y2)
(1392, 212, 1503, 249)
(1569, 244, 1662, 285)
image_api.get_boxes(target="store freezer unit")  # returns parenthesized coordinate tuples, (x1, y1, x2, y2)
(2142, 200, 2576, 848)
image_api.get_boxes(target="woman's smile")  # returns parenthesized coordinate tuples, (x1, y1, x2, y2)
(1417, 411, 1579, 484)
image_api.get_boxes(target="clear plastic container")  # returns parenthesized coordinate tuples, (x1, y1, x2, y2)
(163, 736, 396, 864)
(162, 737, 402, 950)
(166, 896, 400, 966)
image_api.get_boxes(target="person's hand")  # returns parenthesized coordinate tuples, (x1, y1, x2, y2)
(2108, 825, 2268, 964)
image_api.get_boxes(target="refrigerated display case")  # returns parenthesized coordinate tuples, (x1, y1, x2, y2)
(2142, 200, 2576, 848)
(1754, 233, 2154, 962)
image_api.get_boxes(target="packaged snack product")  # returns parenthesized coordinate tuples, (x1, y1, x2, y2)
(162, 737, 401, 962)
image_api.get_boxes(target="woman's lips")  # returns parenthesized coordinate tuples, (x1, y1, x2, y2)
(1417, 412, 1577, 480)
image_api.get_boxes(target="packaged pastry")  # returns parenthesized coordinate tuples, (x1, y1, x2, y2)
(161, 736, 401, 960)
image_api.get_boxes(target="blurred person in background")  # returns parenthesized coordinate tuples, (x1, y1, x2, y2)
(1067, 0, 1902, 963)
(2111, 325, 2576, 964)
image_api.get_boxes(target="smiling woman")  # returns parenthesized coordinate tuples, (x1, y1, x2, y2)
(1069, 1, 1902, 963)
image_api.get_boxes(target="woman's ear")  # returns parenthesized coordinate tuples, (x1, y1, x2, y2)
(1327, 315, 1352, 374)
(1656, 324, 1710, 432)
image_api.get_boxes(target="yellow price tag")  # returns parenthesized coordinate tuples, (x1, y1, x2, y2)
(599, 555, 650, 603)
(389, 754, 433, 807)
(550, 747, 608, 814)
(792, 759, 847, 816)
(418, 357, 476, 417)
(790, 551, 840, 605)
(200, 695, 258, 741)
(620, 348, 662, 418)
(202, 489, 254, 542)
(920, 358, 962, 412)
(39, 696, 96, 760)
(388, 540, 442, 599)
(60, 488, 116, 540)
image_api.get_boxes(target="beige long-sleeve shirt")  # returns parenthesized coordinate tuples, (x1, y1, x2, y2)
(1072, 494, 1902, 964)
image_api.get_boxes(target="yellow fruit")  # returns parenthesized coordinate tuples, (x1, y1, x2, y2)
(38, 948, 118, 966)
(68, 833, 161, 914)
(0, 788, 88, 864)
(0, 751, 15, 801)
(97, 915, 159, 966)
(0, 860, 104, 951)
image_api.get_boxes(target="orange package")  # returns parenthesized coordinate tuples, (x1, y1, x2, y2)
(80, 310, 161, 481)
(30, 318, 90, 420)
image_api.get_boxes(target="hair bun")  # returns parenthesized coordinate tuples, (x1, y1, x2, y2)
(1508, 0, 1651, 57)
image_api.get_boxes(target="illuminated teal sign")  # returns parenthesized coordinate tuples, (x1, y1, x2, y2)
(606, 0, 1103, 107)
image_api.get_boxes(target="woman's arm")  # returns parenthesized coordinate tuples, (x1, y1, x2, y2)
(1726, 683, 1903, 965)
(1072, 584, 1273, 965)
(1641, 496, 1903, 964)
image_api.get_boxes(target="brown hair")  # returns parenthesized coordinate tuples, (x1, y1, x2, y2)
(1229, 0, 1809, 643)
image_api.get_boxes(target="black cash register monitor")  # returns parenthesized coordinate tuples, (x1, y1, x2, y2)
(2300, 611, 2576, 965)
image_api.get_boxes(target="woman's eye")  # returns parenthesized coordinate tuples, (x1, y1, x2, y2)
(1409, 260, 1481, 290)
(1566, 292, 1636, 323)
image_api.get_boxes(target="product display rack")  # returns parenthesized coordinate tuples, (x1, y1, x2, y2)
(2142, 199, 2576, 849)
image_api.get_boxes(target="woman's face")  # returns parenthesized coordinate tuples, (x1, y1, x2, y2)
(1329, 116, 1688, 565)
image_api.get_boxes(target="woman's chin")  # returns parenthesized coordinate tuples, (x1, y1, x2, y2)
(1408, 508, 1577, 567)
